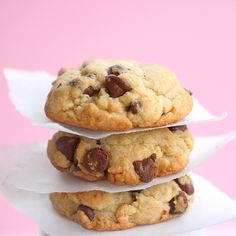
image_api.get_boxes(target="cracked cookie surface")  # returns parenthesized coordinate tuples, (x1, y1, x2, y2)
(47, 126, 194, 185)
(45, 59, 193, 131)
(50, 175, 194, 231)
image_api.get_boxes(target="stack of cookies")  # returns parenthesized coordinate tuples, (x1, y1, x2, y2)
(44, 59, 194, 231)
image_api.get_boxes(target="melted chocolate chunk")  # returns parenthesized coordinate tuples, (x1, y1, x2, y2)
(107, 65, 128, 76)
(83, 148, 110, 173)
(128, 101, 141, 114)
(78, 205, 95, 221)
(175, 179, 194, 195)
(56, 137, 80, 162)
(133, 154, 156, 182)
(168, 125, 187, 132)
(169, 191, 188, 214)
(105, 75, 132, 98)
(96, 140, 101, 145)
(83, 86, 97, 97)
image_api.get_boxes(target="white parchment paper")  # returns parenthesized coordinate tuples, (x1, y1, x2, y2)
(3, 131, 236, 193)
(4, 69, 227, 139)
(1, 174, 236, 236)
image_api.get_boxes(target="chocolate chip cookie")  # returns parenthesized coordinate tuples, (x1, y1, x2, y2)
(47, 126, 193, 185)
(44, 59, 193, 131)
(50, 175, 194, 231)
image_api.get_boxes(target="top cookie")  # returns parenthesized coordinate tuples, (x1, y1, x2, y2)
(45, 59, 193, 131)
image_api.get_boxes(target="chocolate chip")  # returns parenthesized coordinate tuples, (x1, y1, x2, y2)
(56, 137, 80, 162)
(175, 179, 194, 195)
(68, 80, 78, 87)
(104, 169, 109, 178)
(130, 190, 142, 201)
(83, 86, 96, 96)
(169, 191, 188, 215)
(96, 140, 101, 145)
(107, 65, 128, 76)
(105, 75, 132, 98)
(168, 125, 187, 132)
(128, 101, 141, 114)
(185, 88, 192, 96)
(133, 154, 156, 182)
(180, 184, 194, 195)
(78, 205, 95, 221)
(57, 68, 67, 76)
(83, 148, 110, 173)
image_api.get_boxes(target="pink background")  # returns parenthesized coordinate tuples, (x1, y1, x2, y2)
(0, 0, 236, 235)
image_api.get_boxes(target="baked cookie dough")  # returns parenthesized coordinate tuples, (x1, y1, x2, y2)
(45, 59, 193, 131)
(47, 125, 194, 185)
(50, 175, 194, 231)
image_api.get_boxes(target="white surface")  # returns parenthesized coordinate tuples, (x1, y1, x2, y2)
(1, 174, 236, 236)
(3, 131, 236, 193)
(4, 68, 227, 139)
(40, 229, 208, 236)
